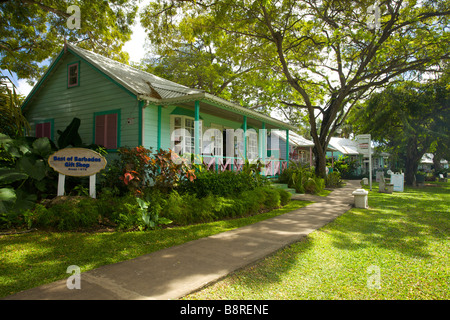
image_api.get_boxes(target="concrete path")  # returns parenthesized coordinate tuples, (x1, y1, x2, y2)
(4, 180, 360, 300)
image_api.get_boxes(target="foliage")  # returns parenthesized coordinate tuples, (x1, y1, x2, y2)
(148, 149, 197, 193)
(109, 147, 197, 196)
(143, 0, 450, 179)
(161, 187, 289, 226)
(0, 72, 29, 138)
(32, 197, 99, 231)
(330, 156, 358, 179)
(116, 146, 153, 195)
(279, 161, 325, 194)
(325, 172, 343, 188)
(136, 191, 172, 230)
(0, 134, 57, 213)
(350, 74, 450, 185)
(1, 0, 139, 82)
(178, 169, 267, 198)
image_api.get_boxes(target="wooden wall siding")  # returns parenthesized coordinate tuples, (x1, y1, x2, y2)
(25, 52, 140, 149)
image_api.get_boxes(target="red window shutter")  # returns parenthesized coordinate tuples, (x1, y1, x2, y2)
(43, 122, 51, 139)
(36, 122, 51, 139)
(95, 115, 106, 147)
(95, 113, 118, 149)
(105, 113, 118, 149)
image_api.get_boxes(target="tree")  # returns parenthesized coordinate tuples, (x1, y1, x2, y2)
(350, 74, 450, 185)
(141, 0, 450, 177)
(0, 0, 138, 82)
(0, 72, 29, 137)
(139, 1, 286, 116)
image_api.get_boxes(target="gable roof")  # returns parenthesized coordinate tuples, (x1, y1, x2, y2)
(272, 130, 315, 147)
(67, 44, 203, 100)
(22, 43, 297, 130)
(329, 137, 360, 155)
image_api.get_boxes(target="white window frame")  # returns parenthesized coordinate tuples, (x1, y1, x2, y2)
(170, 115, 202, 155)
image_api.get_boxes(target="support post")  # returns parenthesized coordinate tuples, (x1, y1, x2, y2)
(243, 116, 247, 160)
(286, 129, 289, 167)
(157, 105, 162, 151)
(89, 175, 96, 199)
(57, 173, 65, 196)
(194, 101, 200, 158)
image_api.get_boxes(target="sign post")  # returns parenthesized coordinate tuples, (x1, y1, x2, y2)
(48, 148, 107, 198)
(356, 134, 372, 191)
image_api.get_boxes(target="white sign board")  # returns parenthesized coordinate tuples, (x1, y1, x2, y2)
(356, 134, 371, 156)
(390, 173, 404, 192)
(48, 148, 107, 198)
(355, 134, 372, 190)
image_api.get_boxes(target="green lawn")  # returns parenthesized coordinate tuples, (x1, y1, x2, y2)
(0, 199, 312, 298)
(185, 181, 450, 300)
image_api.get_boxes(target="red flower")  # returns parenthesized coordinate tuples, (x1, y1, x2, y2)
(122, 172, 134, 185)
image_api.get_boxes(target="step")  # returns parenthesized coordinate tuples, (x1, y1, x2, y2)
(271, 183, 288, 189)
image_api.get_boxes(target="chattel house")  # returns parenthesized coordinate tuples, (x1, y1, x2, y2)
(21, 43, 296, 176)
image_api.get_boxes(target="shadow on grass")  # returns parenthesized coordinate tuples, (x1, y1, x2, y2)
(328, 183, 450, 259)
(0, 200, 313, 298)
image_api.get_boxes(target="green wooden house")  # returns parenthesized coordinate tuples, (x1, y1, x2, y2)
(22, 43, 296, 175)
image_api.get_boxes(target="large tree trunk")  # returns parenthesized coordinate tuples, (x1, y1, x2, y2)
(313, 144, 327, 178)
(404, 138, 420, 186)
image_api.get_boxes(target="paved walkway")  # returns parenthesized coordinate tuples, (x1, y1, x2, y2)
(5, 180, 360, 300)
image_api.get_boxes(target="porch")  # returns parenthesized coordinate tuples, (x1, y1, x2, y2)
(141, 93, 297, 177)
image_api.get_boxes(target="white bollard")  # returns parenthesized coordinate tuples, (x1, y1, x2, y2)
(352, 188, 369, 208)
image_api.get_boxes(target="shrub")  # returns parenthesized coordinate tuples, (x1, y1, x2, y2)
(326, 171, 343, 188)
(101, 147, 197, 196)
(33, 197, 99, 231)
(277, 188, 291, 206)
(279, 161, 325, 195)
(178, 170, 266, 198)
(159, 187, 288, 226)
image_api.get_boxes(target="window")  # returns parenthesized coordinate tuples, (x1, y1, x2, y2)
(170, 115, 202, 155)
(35, 121, 52, 139)
(203, 124, 223, 157)
(67, 62, 80, 88)
(94, 110, 120, 150)
(246, 129, 258, 161)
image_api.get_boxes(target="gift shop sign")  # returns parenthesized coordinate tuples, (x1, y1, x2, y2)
(48, 148, 107, 198)
(48, 148, 106, 176)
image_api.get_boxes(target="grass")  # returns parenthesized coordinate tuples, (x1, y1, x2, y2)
(185, 181, 450, 300)
(0, 199, 312, 298)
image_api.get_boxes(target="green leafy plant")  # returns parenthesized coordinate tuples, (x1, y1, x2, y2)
(0, 134, 56, 212)
(136, 196, 172, 230)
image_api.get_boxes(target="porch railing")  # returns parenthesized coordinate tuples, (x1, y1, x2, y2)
(201, 155, 288, 177)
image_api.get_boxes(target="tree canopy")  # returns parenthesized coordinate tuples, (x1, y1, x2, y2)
(141, 0, 450, 177)
(350, 70, 450, 185)
(0, 0, 139, 82)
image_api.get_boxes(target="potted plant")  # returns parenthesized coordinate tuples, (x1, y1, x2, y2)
(415, 171, 426, 184)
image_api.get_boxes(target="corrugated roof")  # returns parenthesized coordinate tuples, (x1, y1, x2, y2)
(67, 43, 203, 99)
(329, 137, 360, 155)
(273, 131, 315, 147)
